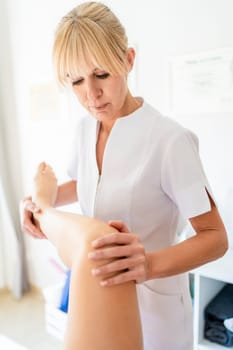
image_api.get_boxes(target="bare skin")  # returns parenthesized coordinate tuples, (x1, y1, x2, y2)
(32, 162, 143, 350)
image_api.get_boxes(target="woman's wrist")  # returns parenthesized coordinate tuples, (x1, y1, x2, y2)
(146, 252, 155, 280)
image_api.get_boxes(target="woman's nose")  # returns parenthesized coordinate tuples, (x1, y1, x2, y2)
(86, 80, 102, 101)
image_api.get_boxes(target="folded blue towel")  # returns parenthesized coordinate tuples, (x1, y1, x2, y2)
(204, 284, 233, 347)
(205, 319, 233, 346)
(205, 327, 227, 344)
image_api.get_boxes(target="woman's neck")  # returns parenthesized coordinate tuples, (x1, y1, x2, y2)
(100, 93, 142, 135)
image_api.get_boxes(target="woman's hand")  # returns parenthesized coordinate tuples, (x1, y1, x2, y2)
(19, 196, 47, 239)
(88, 220, 151, 286)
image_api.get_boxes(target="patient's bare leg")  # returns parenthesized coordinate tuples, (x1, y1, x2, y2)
(33, 163, 143, 350)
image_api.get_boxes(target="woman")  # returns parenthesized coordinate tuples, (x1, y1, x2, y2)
(21, 2, 228, 349)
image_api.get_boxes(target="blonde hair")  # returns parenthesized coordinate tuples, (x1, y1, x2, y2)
(53, 2, 129, 85)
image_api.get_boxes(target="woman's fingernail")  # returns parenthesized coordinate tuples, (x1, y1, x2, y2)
(92, 269, 100, 275)
(92, 240, 98, 247)
(88, 252, 96, 259)
(100, 280, 108, 286)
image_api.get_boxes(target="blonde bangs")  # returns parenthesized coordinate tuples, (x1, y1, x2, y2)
(53, 16, 128, 86)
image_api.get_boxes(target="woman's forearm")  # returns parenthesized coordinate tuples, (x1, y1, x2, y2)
(54, 180, 78, 207)
(148, 228, 228, 279)
(148, 199, 228, 279)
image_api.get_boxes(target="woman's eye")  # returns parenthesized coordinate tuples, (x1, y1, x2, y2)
(96, 73, 109, 79)
(72, 79, 83, 86)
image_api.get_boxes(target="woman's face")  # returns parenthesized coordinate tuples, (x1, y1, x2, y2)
(71, 50, 136, 125)
(71, 66, 129, 123)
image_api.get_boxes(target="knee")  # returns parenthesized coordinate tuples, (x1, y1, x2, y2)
(82, 220, 117, 251)
(66, 220, 118, 269)
(72, 224, 117, 273)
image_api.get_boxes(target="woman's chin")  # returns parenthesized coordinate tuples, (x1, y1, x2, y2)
(91, 110, 116, 122)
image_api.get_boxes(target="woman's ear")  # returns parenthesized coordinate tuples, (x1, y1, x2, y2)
(126, 47, 136, 73)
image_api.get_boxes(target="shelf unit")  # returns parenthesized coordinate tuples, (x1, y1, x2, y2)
(192, 249, 233, 350)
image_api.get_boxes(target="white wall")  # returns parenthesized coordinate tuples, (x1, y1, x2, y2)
(6, 0, 233, 288)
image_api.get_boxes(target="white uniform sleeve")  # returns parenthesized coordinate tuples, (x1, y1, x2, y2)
(67, 123, 80, 180)
(161, 129, 214, 219)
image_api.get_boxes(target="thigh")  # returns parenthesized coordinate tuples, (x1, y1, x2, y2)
(64, 229, 143, 350)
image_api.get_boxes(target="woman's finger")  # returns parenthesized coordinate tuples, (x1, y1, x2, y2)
(26, 229, 46, 239)
(23, 214, 45, 236)
(92, 232, 137, 248)
(108, 220, 130, 233)
(23, 220, 46, 238)
(88, 243, 143, 260)
(92, 254, 145, 276)
(100, 267, 144, 287)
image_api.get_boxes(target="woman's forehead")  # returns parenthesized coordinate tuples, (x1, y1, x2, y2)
(75, 65, 104, 76)
(70, 53, 105, 77)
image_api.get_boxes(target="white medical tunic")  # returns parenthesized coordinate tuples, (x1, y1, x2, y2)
(67, 99, 213, 350)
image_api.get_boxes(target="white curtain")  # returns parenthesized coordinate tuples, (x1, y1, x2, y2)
(0, 0, 29, 297)
(0, 181, 18, 290)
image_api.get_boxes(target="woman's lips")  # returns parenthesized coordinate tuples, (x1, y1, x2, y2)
(89, 103, 109, 111)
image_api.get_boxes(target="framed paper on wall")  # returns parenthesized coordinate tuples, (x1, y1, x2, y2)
(169, 47, 233, 114)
